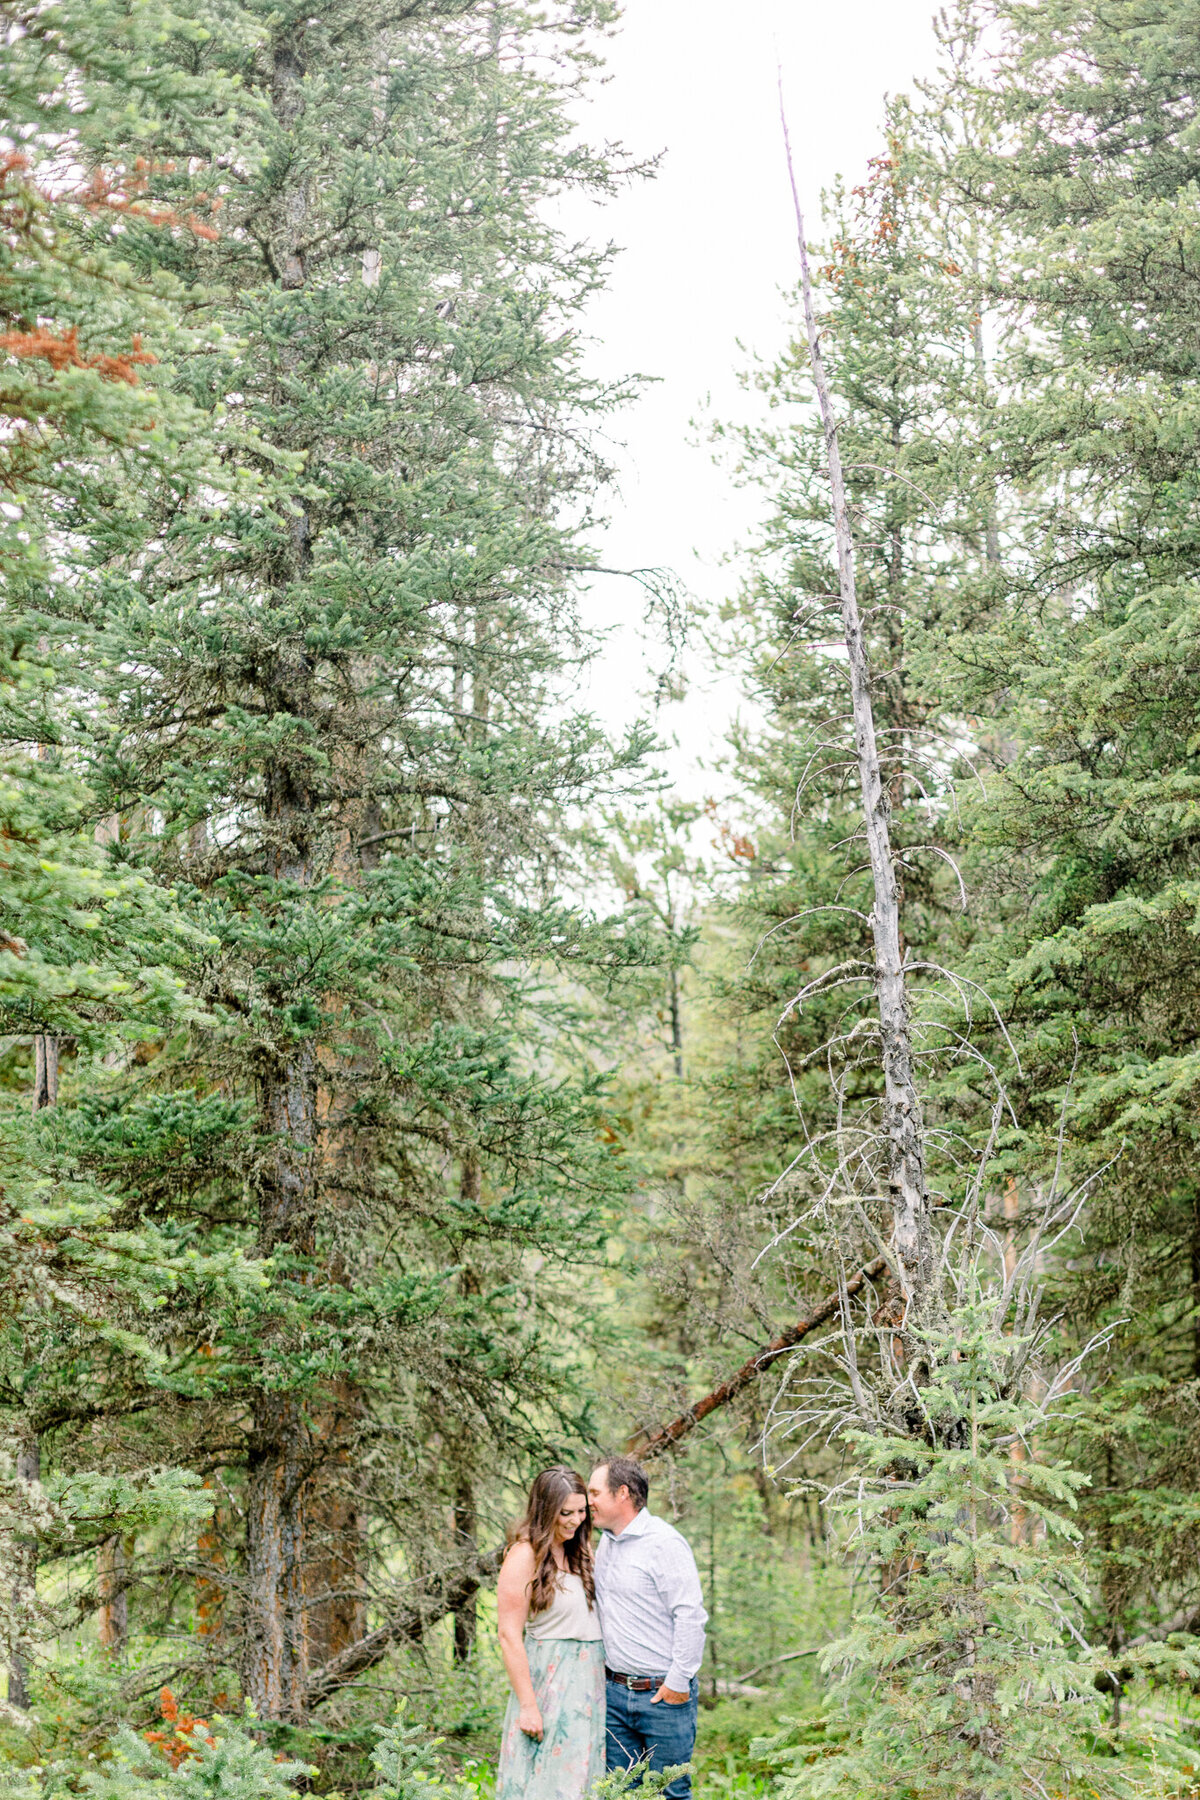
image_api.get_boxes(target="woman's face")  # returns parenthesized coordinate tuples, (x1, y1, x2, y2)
(553, 1492, 588, 1544)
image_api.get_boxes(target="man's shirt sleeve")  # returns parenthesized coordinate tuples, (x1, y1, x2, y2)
(653, 1531, 708, 1691)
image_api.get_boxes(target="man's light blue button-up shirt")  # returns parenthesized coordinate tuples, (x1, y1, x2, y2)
(594, 1507, 708, 1694)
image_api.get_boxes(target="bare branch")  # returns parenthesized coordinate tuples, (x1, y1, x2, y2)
(627, 1256, 889, 1461)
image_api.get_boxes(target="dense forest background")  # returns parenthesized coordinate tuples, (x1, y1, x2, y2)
(4, 1, 1200, 1796)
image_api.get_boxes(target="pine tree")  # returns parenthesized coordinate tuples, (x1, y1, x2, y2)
(0, 1, 270, 1717)
(756, 1283, 1200, 1800)
(694, 67, 1189, 1800)
(5, 0, 657, 1730)
(916, 0, 1200, 1667)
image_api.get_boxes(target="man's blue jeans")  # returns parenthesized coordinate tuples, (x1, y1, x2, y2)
(604, 1675, 699, 1800)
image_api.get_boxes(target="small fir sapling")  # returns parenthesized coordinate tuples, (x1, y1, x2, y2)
(0, 1701, 486, 1800)
(756, 1285, 1200, 1800)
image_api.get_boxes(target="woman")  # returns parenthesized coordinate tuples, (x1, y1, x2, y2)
(496, 1466, 605, 1800)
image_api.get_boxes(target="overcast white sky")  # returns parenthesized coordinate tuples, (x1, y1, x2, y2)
(565, 0, 947, 800)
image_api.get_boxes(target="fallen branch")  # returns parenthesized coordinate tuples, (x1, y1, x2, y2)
(304, 1255, 886, 1708)
(735, 1645, 820, 1684)
(304, 1547, 501, 1712)
(628, 1255, 888, 1461)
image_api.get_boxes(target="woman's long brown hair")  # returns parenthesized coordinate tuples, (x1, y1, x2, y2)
(508, 1466, 597, 1615)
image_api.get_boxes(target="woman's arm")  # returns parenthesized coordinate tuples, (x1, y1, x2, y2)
(497, 1541, 543, 1740)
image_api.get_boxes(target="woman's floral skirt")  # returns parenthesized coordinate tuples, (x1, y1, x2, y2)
(497, 1637, 605, 1800)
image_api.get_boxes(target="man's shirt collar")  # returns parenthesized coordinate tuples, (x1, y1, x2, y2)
(606, 1507, 652, 1541)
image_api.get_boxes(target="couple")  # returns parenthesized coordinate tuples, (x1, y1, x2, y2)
(496, 1456, 707, 1800)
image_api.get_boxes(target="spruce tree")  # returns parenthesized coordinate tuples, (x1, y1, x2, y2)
(919, 0, 1200, 1668)
(6, 0, 655, 1730)
(0, 4, 269, 1719)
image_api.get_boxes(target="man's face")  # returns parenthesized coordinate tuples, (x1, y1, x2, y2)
(587, 1465, 622, 1531)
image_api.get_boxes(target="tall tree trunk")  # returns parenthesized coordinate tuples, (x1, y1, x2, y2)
(31, 1036, 57, 1113)
(8, 1437, 39, 1709)
(668, 963, 683, 1079)
(244, 1391, 311, 1721)
(13, 1014, 57, 1704)
(450, 1156, 482, 1665)
(781, 94, 934, 1317)
(98, 1536, 128, 1656)
(242, 22, 319, 1725)
(451, 1477, 478, 1665)
(245, 1038, 318, 1720)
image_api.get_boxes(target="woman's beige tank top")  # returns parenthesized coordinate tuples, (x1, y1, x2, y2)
(525, 1568, 603, 1642)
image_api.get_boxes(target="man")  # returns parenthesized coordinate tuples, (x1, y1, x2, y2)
(588, 1456, 707, 1800)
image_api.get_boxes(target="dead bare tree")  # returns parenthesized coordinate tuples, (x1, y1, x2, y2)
(779, 85, 935, 1322)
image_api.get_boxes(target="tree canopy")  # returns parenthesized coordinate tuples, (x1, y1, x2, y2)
(7, 1, 1200, 1797)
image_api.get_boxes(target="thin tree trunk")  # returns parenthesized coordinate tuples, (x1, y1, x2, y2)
(245, 1044, 317, 1721)
(451, 1156, 481, 1665)
(451, 1478, 478, 1665)
(31, 1036, 57, 1113)
(780, 93, 934, 1317)
(8, 1437, 39, 1709)
(98, 1536, 128, 1656)
(669, 963, 683, 1079)
(14, 1016, 57, 1703)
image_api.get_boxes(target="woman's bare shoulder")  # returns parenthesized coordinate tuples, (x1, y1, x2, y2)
(501, 1537, 536, 1572)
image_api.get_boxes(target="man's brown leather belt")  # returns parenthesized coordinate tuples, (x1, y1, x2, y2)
(605, 1668, 663, 1691)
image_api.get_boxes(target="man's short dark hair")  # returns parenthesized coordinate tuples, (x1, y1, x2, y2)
(598, 1455, 648, 1511)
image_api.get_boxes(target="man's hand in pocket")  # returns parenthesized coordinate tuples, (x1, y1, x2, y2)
(651, 1685, 689, 1705)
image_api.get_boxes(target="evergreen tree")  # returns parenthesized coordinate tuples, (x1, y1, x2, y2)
(4, 0, 656, 1732)
(757, 1284, 1198, 1800)
(919, 0, 1200, 1667)
(0, 2, 269, 1720)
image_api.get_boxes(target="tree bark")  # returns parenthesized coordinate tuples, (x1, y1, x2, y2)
(245, 1034, 318, 1719)
(31, 1036, 57, 1113)
(242, 20, 320, 1725)
(98, 1536, 128, 1657)
(8, 1436, 39, 1709)
(244, 1389, 311, 1722)
(669, 964, 683, 1079)
(450, 1160, 482, 1666)
(781, 96, 934, 1316)
(451, 1478, 478, 1665)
